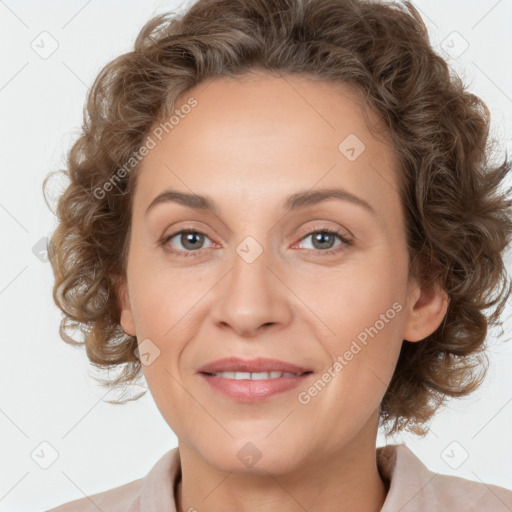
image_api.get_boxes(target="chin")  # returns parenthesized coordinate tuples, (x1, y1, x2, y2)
(192, 433, 308, 476)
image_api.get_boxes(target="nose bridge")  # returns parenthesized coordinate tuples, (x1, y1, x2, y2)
(210, 232, 291, 336)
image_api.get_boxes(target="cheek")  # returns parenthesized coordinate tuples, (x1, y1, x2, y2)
(140, 359, 188, 438)
(127, 253, 179, 336)
(309, 254, 405, 390)
(127, 257, 200, 384)
(309, 253, 404, 340)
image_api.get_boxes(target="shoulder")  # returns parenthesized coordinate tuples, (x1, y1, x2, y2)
(46, 447, 180, 512)
(378, 443, 512, 512)
(427, 470, 512, 511)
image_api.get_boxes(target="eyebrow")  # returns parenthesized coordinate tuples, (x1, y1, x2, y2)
(145, 187, 376, 217)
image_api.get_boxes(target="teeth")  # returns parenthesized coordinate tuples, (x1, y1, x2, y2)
(210, 371, 302, 379)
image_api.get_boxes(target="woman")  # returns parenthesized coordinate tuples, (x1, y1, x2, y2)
(44, 0, 512, 510)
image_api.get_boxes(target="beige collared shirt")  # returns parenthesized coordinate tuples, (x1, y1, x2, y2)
(47, 443, 512, 511)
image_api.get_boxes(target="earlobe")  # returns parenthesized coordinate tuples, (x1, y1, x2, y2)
(114, 276, 136, 337)
(402, 280, 449, 343)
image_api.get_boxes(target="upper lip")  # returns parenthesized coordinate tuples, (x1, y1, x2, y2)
(198, 357, 312, 374)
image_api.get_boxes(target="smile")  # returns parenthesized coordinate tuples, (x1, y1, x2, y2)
(205, 371, 306, 379)
(199, 371, 313, 402)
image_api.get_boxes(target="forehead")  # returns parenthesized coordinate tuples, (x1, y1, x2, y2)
(134, 73, 402, 225)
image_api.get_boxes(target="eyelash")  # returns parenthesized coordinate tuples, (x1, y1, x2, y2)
(159, 227, 352, 257)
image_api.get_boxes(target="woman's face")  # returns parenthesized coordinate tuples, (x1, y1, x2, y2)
(119, 72, 444, 474)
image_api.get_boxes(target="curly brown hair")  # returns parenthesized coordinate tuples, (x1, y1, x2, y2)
(43, 0, 512, 436)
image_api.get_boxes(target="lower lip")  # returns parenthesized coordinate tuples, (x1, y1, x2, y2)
(199, 372, 312, 402)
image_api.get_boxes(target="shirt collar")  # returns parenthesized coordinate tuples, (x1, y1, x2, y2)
(139, 446, 181, 511)
(377, 443, 440, 511)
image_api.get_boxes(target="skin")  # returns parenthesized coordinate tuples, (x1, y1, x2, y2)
(118, 71, 448, 512)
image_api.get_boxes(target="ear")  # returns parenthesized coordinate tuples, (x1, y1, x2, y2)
(113, 275, 136, 337)
(402, 278, 449, 342)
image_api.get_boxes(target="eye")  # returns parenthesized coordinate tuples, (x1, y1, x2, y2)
(296, 228, 351, 255)
(160, 227, 352, 257)
(161, 229, 213, 256)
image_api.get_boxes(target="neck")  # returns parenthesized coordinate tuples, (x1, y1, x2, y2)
(175, 416, 389, 512)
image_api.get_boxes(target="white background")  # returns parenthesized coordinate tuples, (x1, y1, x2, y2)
(1, 0, 511, 510)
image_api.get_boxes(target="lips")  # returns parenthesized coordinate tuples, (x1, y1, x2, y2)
(197, 357, 314, 402)
(198, 357, 311, 375)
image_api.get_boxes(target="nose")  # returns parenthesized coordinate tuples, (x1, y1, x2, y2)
(209, 245, 293, 338)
